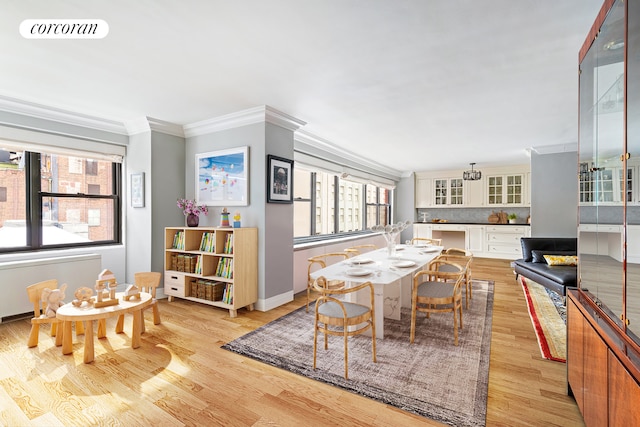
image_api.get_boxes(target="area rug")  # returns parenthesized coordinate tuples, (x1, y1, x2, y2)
(223, 280, 494, 427)
(520, 276, 566, 362)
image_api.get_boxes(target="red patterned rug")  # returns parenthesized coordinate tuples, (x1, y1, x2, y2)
(520, 276, 566, 362)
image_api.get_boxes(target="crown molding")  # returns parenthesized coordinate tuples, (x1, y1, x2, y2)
(183, 105, 306, 137)
(125, 116, 185, 137)
(530, 143, 578, 155)
(295, 129, 403, 180)
(0, 95, 128, 135)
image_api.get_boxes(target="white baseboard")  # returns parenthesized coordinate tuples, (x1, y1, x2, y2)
(255, 291, 294, 312)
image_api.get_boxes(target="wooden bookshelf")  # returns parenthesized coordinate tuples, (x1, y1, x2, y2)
(164, 226, 258, 317)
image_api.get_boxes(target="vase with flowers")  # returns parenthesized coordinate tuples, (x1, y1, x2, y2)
(371, 220, 411, 257)
(177, 198, 208, 227)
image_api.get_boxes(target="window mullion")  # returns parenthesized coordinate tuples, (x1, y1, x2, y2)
(27, 152, 42, 248)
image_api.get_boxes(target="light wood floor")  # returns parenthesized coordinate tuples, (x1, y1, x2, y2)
(0, 258, 584, 426)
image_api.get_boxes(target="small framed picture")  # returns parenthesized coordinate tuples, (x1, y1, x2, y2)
(130, 173, 144, 208)
(267, 155, 293, 204)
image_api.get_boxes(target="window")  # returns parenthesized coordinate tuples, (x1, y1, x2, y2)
(293, 165, 393, 240)
(0, 148, 121, 251)
(0, 187, 6, 202)
(86, 159, 98, 176)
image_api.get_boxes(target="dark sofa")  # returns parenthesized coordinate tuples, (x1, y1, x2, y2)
(513, 237, 577, 296)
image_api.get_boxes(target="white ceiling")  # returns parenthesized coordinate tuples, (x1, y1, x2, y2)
(0, 0, 603, 175)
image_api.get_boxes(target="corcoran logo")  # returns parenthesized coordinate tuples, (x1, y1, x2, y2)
(20, 19, 109, 39)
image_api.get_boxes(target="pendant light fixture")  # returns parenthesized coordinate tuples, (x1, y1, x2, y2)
(463, 162, 482, 181)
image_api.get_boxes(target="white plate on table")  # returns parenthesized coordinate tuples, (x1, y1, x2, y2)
(346, 268, 371, 277)
(420, 248, 440, 253)
(413, 244, 429, 248)
(391, 260, 416, 268)
(351, 258, 374, 265)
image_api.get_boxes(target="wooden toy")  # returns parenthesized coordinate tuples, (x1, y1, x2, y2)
(123, 284, 141, 301)
(94, 269, 119, 308)
(41, 284, 68, 318)
(72, 287, 96, 307)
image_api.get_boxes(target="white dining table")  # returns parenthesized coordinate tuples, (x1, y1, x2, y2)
(309, 244, 443, 338)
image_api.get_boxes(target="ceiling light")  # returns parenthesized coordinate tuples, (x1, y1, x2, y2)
(463, 163, 482, 181)
(604, 39, 624, 50)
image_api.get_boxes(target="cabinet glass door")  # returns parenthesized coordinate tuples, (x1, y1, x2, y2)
(578, 0, 625, 326)
(434, 179, 447, 205)
(488, 176, 502, 204)
(450, 178, 463, 205)
(627, 0, 640, 339)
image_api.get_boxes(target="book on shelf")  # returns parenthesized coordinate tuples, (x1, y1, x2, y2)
(223, 233, 234, 254)
(173, 231, 185, 250)
(214, 257, 234, 279)
(194, 255, 202, 275)
(199, 232, 215, 252)
(222, 283, 233, 304)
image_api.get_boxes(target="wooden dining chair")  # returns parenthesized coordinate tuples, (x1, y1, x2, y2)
(313, 276, 376, 380)
(410, 262, 464, 346)
(26, 279, 84, 347)
(436, 252, 474, 308)
(306, 252, 349, 312)
(410, 237, 443, 246)
(344, 244, 377, 257)
(444, 247, 472, 256)
(116, 272, 162, 334)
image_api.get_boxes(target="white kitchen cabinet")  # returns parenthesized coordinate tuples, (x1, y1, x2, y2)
(415, 177, 432, 208)
(415, 165, 529, 209)
(465, 180, 485, 206)
(486, 174, 526, 207)
(485, 225, 528, 259)
(412, 223, 433, 239)
(433, 178, 464, 206)
(467, 225, 485, 254)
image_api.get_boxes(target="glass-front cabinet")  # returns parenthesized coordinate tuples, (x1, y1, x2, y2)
(433, 178, 463, 206)
(577, 0, 638, 345)
(571, 0, 640, 423)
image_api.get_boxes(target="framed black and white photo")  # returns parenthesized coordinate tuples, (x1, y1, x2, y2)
(267, 155, 293, 203)
(130, 172, 145, 208)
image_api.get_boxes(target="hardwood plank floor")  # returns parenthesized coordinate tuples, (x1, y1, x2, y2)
(0, 258, 584, 426)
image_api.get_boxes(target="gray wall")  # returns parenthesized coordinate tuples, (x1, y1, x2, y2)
(186, 122, 295, 309)
(530, 151, 578, 237)
(264, 123, 294, 301)
(125, 132, 152, 278)
(150, 131, 186, 274)
(397, 173, 415, 243)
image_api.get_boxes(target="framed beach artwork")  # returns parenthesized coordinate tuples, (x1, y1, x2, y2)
(196, 146, 249, 206)
(267, 154, 293, 203)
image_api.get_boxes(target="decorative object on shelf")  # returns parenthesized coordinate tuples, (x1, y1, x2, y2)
(267, 154, 294, 203)
(462, 162, 482, 181)
(507, 213, 517, 224)
(233, 211, 241, 228)
(196, 146, 249, 206)
(130, 172, 145, 208)
(177, 198, 208, 227)
(220, 207, 231, 227)
(371, 220, 411, 257)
